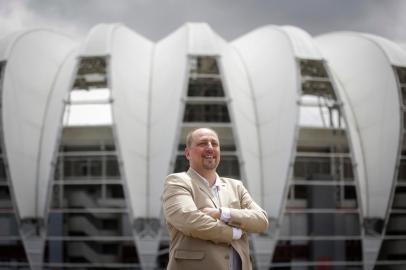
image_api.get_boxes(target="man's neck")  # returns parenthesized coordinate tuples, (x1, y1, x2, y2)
(191, 168, 216, 186)
(204, 173, 216, 186)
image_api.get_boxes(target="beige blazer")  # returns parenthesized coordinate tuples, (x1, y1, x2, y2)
(162, 169, 268, 270)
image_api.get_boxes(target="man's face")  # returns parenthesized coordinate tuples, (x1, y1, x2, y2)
(185, 129, 221, 174)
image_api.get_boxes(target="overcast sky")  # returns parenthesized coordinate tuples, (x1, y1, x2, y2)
(0, 0, 405, 43)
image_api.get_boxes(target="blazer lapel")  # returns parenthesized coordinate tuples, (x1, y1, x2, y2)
(187, 169, 219, 208)
(217, 178, 228, 207)
(199, 186, 219, 208)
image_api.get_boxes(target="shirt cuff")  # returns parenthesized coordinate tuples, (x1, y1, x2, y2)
(232, 227, 243, 240)
(220, 207, 231, 222)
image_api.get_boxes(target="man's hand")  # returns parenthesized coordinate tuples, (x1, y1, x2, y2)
(201, 207, 221, 219)
(202, 207, 244, 240)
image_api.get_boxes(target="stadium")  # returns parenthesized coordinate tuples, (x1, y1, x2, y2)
(0, 22, 406, 269)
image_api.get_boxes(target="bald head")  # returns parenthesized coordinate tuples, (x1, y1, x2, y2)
(186, 128, 219, 148)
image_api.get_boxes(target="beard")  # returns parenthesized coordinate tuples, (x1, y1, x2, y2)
(202, 158, 219, 170)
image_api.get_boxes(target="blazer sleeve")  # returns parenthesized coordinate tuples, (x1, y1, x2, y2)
(227, 181, 269, 234)
(162, 174, 234, 244)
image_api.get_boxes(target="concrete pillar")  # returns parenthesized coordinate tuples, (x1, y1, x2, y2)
(252, 235, 276, 270)
(20, 219, 45, 270)
(363, 236, 382, 270)
(133, 218, 161, 270)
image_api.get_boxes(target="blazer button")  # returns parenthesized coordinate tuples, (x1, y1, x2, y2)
(225, 255, 230, 259)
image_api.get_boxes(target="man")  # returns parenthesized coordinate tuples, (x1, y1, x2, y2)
(162, 127, 268, 270)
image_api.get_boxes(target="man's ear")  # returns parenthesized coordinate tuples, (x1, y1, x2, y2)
(184, 148, 190, 160)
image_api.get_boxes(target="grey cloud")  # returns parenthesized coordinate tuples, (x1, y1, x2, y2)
(1, 0, 405, 42)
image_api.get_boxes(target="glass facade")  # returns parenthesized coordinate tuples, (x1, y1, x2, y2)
(375, 67, 406, 269)
(157, 55, 241, 268)
(43, 57, 141, 269)
(175, 56, 240, 179)
(64, 57, 112, 126)
(271, 59, 362, 269)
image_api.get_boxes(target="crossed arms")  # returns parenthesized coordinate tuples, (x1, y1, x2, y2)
(162, 174, 268, 244)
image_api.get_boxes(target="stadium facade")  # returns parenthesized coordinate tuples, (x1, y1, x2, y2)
(0, 22, 406, 270)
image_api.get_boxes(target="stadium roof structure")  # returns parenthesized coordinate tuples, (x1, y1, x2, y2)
(1, 22, 406, 269)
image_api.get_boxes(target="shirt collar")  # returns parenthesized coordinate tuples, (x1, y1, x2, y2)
(189, 167, 221, 188)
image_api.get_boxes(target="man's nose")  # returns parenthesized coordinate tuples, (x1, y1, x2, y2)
(206, 142, 214, 149)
